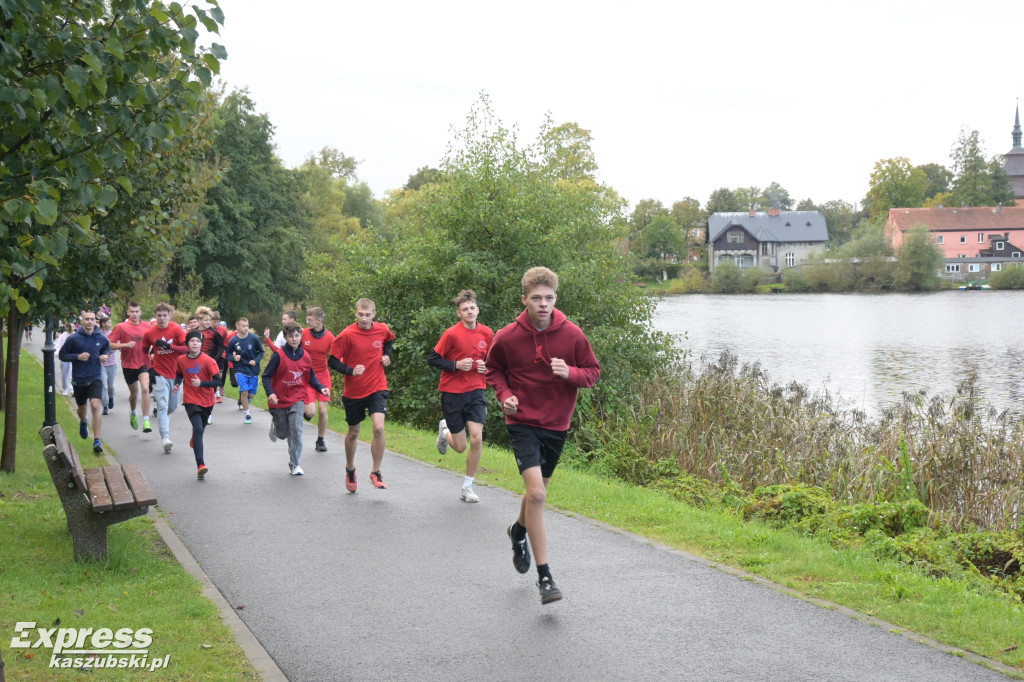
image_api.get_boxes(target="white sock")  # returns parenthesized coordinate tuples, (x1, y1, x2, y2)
(463, 476, 474, 489)
(131, 409, 137, 415)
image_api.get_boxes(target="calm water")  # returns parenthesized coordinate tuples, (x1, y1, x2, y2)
(653, 292, 1024, 414)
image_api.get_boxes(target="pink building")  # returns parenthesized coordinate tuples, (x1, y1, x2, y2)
(885, 205, 1024, 258)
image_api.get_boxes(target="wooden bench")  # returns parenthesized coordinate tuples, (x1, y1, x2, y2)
(40, 424, 157, 560)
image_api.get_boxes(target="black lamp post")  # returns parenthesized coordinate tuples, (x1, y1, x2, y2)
(42, 315, 56, 427)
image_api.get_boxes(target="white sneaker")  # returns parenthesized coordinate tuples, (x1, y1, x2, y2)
(460, 486, 479, 503)
(436, 419, 449, 454)
(207, 414, 213, 425)
(162, 438, 173, 454)
(292, 465, 304, 476)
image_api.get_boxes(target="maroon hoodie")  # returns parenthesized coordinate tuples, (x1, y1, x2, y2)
(485, 308, 600, 431)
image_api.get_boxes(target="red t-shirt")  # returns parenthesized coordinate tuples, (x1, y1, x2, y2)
(434, 322, 494, 393)
(108, 320, 151, 369)
(175, 353, 220, 407)
(302, 327, 336, 390)
(142, 324, 186, 379)
(270, 347, 313, 408)
(329, 322, 395, 399)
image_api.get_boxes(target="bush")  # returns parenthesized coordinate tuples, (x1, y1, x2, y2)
(709, 262, 760, 293)
(989, 264, 1024, 289)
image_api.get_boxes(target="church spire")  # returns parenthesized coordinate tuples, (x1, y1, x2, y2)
(1014, 101, 1022, 150)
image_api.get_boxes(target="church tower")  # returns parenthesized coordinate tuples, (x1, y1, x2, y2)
(1004, 103, 1024, 200)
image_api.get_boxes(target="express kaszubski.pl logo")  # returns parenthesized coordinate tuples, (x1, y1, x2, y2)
(10, 622, 170, 671)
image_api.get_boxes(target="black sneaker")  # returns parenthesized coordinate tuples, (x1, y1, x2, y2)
(315, 438, 327, 452)
(507, 524, 531, 574)
(108, 397, 114, 410)
(537, 577, 562, 604)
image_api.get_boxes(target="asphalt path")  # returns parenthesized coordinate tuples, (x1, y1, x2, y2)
(33, 344, 1013, 681)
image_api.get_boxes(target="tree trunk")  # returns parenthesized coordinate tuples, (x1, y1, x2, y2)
(0, 318, 5, 407)
(0, 313, 22, 473)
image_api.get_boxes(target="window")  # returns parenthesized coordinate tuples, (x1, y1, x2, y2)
(959, 254, 966, 258)
(937, 235, 944, 244)
(727, 230, 744, 244)
(959, 235, 967, 244)
(761, 242, 770, 256)
(992, 263, 1003, 272)
(1014, 252, 1021, 258)
(968, 264, 980, 272)
(945, 264, 961, 273)
(785, 252, 795, 267)
(691, 228, 701, 239)
(979, 233, 985, 243)
(996, 242, 1004, 251)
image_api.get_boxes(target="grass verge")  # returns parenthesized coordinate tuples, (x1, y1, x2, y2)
(0, 349, 258, 681)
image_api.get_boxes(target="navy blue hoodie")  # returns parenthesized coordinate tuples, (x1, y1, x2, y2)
(58, 327, 111, 383)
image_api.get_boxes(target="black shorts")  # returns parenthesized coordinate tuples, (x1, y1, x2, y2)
(184, 403, 213, 421)
(122, 366, 149, 385)
(441, 389, 487, 434)
(342, 390, 388, 426)
(73, 379, 103, 406)
(506, 424, 567, 479)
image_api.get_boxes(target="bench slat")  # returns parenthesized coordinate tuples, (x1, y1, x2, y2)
(83, 467, 114, 512)
(121, 464, 156, 506)
(102, 465, 135, 510)
(54, 426, 88, 493)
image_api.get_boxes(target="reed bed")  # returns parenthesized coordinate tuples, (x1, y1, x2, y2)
(580, 350, 1024, 532)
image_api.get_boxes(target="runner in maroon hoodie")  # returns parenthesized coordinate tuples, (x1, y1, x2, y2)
(486, 267, 600, 605)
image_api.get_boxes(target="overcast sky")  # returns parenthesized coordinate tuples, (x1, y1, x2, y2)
(212, 0, 1022, 210)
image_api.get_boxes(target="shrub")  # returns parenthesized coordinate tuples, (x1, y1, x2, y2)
(989, 264, 1024, 289)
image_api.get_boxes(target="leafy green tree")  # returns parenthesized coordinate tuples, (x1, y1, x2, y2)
(294, 153, 363, 256)
(540, 120, 598, 181)
(172, 90, 307, 319)
(0, 0, 224, 472)
(759, 181, 792, 210)
(949, 129, 1016, 207)
(627, 199, 667, 254)
(342, 181, 382, 229)
(404, 166, 440, 191)
(706, 187, 742, 213)
(643, 215, 685, 260)
(796, 198, 816, 211)
(304, 94, 674, 436)
(917, 162, 953, 200)
(305, 146, 359, 181)
(834, 217, 892, 259)
(896, 224, 943, 291)
(734, 186, 762, 211)
(865, 157, 927, 218)
(818, 199, 856, 246)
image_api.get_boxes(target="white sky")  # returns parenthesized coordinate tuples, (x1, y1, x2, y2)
(212, 0, 1022, 210)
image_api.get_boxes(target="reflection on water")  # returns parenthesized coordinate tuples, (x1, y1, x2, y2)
(653, 291, 1024, 414)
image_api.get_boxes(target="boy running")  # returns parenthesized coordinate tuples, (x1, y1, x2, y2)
(328, 299, 395, 491)
(98, 315, 118, 415)
(142, 303, 187, 453)
(428, 290, 493, 503)
(194, 307, 225, 422)
(107, 301, 152, 432)
(303, 307, 336, 452)
(486, 267, 600, 604)
(58, 310, 110, 454)
(174, 330, 222, 479)
(262, 321, 329, 476)
(226, 317, 264, 424)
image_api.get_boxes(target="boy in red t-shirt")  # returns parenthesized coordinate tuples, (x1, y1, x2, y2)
(262, 321, 329, 476)
(428, 290, 493, 503)
(328, 298, 395, 491)
(174, 330, 222, 479)
(141, 303, 187, 454)
(107, 301, 152, 431)
(302, 307, 336, 452)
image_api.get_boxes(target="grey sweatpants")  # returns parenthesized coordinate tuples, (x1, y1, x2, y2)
(271, 401, 305, 469)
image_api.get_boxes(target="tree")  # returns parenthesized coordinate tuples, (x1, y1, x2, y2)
(627, 199, 667, 253)
(305, 146, 359, 181)
(404, 166, 440, 191)
(818, 199, 856, 246)
(172, 90, 307, 320)
(917, 162, 953, 200)
(949, 129, 1016, 207)
(643, 215, 685, 260)
(896, 223, 943, 291)
(303, 94, 673, 435)
(294, 154, 363, 256)
(864, 157, 927, 219)
(734, 186, 762, 211)
(759, 181, 792, 210)
(0, 0, 224, 473)
(796, 198, 816, 211)
(539, 120, 598, 181)
(706, 187, 742, 213)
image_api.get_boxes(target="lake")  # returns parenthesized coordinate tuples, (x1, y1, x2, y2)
(652, 291, 1024, 414)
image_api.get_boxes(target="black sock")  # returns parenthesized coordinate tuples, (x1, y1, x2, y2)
(537, 563, 552, 581)
(511, 520, 527, 541)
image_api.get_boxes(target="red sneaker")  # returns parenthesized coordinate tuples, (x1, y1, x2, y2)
(197, 464, 208, 479)
(190, 436, 194, 448)
(345, 468, 357, 493)
(215, 395, 223, 404)
(370, 470, 386, 489)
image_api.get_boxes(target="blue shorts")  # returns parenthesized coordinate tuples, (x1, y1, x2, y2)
(236, 373, 259, 395)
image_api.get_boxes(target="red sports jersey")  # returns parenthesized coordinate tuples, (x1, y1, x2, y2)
(108, 320, 151, 369)
(175, 353, 220, 408)
(142, 324, 186, 379)
(434, 322, 494, 393)
(330, 322, 395, 399)
(270, 347, 313, 408)
(302, 327, 336, 390)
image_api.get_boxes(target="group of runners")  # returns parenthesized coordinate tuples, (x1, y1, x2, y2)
(56, 266, 600, 604)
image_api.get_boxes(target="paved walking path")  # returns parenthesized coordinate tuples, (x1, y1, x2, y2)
(31, 344, 1015, 681)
